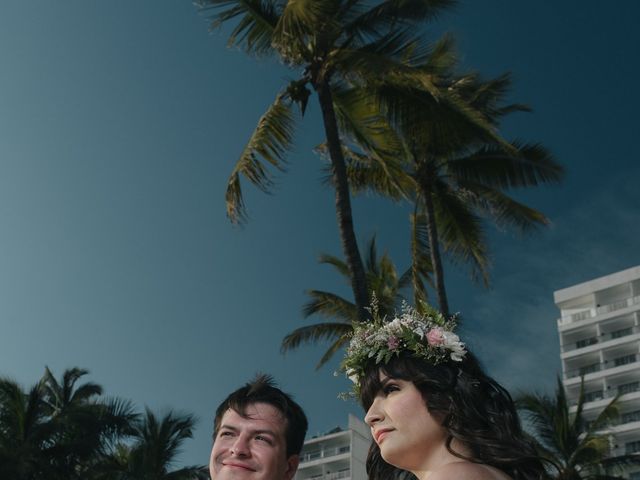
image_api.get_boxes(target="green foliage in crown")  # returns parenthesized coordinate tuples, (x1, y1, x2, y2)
(340, 299, 466, 396)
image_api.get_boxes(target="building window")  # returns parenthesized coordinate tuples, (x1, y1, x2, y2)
(576, 337, 597, 349)
(611, 327, 633, 339)
(618, 381, 640, 395)
(335, 469, 350, 480)
(579, 363, 600, 376)
(572, 310, 592, 322)
(614, 353, 637, 367)
(583, 390, 604, 403)
(301, 450, 321, 462)
(622, 410, 640, 424)
(611, 299, 630, 311)
(626, 441, 640, 455)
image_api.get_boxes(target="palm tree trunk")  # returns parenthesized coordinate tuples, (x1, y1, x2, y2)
(422, 187, 450, 317)
(315, 79, 369, 322)
(410, 208, 427, 307)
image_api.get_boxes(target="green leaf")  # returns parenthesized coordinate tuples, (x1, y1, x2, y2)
(198, 0, 280, 56)
(272, 0, 340, 64)
(225, 93, 297, 223)
(448, 141, 564, 189)
(343, 0, 457, 43)
(431, 182, 490, 285)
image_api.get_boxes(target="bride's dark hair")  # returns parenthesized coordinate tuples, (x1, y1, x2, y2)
(360, 351, 548, 480)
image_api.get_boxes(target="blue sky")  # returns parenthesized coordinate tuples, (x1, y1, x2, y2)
(1, 0, 639, 468)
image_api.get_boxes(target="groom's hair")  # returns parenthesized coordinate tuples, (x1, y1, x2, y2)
(212, 373, 308, 456)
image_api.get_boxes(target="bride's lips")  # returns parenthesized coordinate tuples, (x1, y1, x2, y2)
(373, 428, 394, 444)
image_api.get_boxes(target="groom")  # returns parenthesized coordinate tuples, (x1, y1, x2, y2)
(209, 374, 308, 480)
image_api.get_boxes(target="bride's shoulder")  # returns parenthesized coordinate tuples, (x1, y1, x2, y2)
(429, 462, 512, 480)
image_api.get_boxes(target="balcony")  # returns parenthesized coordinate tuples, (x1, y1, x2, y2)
(583, 390, 605, 402)
(328, 470, 350, 480)
(304, 470, 350, 480)
(617, 410, 640, 425)
(564, 354, 640, 379)
(561, 326, 640, 353)
(300, 446, 350, 464)
(570, 381, 640, 407)
(558, 295, 640, 326)
(627, 441, 640, 455)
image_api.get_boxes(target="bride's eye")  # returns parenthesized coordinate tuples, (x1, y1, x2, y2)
(383, 383, 400, 394)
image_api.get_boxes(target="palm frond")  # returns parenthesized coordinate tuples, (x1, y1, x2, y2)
(376, 84, 496, 156)
(517, 393, 562, 451)
(458, 182, 549, 232)
(418, 33, 457, 76)
(302, 290, 358, 320)
(198, 0, 280, 56)
(165, 465, 210, 480)
(448, 142, 564, 189)
(364, 235, 379, 273)
(100, 396, 139, 441)
(283, 235, 412, 369)
(516, 377, 626, 477)
(272, 0, 340, 64)
(317, 253, 351, 279)
(225, 93, 297, 223)
(586, 395, 620, 434)
(442, 91, 518, 154)
(314, 334, 352, 369)
(343, 0, 457, 43)
(453, 72, 531, 120)
(338, 145, 411, 200)
(281, 322, 353, 353)
(332, 85, 408, 163)
(333, 29, 431, 83)
(127, 409, 198, 478)
(379, 75, 519, 156)
(430, 182, 490, 285)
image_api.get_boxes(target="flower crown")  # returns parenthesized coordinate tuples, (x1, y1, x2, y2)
(340, 300, 466, 393)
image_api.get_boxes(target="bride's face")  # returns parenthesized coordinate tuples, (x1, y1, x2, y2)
(364, 372, 448, 471)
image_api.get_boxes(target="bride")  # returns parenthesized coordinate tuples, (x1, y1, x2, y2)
(341, 304, 548, 480)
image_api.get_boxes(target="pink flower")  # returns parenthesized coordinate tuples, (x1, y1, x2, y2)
(426, 328, 445, 346)
(387, 336, 400, 350)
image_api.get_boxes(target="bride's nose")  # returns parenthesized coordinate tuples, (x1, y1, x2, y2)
(364, 397, 384, 426)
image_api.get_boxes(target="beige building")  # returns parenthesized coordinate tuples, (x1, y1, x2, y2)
(295, 414, 371, 480)
(555, 265, 640, 477)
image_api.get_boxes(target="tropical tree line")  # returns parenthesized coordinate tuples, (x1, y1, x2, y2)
(0, 367, 206, 480)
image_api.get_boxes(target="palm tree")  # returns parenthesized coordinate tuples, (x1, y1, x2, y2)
(342, 72, 564, 316)
(196, 0, 510, 321)
(281, 236, 410, 368)
(106, 408, 206, 480)
(40, 367, 137, 479)
(517, 377, 638, 479)
(0, 377, 51, 480)
(0, 368, 137, 480)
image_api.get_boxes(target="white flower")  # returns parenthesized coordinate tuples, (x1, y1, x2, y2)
(346, 369, 359, 384)
(387, 317, 403, 333)
(442, 331, 466, 361)
(442, 331, 460, 345)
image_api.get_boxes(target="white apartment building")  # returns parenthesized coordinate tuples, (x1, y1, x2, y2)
(295, 414, 371, 480)
(555, 265, 640, 475)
